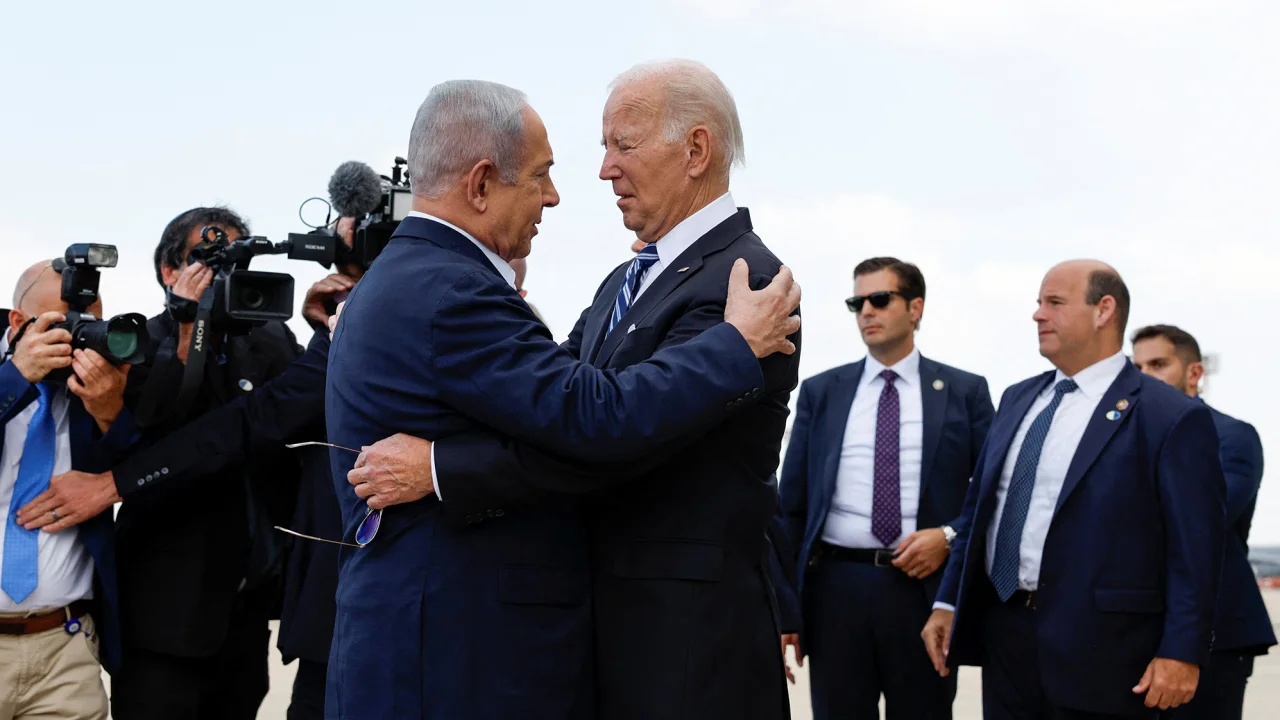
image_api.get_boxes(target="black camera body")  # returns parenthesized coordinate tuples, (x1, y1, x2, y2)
(50, 244, 149, 367)
(185, 227, 336, 330)
(293, 157, 412, 273)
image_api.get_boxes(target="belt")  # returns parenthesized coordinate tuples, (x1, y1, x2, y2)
(1008, 590, 1037, 610)
(814, 541, 897, 568)
(0, 600, 93, 636)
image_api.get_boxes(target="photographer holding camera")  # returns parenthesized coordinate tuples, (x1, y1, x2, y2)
(102, 206, 307, 720)
(1, 257, 139, 719)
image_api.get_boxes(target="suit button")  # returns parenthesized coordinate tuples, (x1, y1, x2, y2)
(495, 509, 504, 517)
(145, 474, 154, 482)
(752, 388, 762, 398)
(136, 479, 145, 487)
(725, 402, 733, 411)
(486, 509, 494, 518)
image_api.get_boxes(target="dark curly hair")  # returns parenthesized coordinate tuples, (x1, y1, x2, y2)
(153, 206, 251, 287)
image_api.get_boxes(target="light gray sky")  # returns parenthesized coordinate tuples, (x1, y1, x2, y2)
(3, 1, 1277, 540)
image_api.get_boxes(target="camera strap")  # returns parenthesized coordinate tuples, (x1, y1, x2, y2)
(173, 288, 217, 417)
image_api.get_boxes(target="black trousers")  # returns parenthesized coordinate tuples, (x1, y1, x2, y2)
(806, 559, 956, 720)
(981, 598, 1162, 720)
(1171, 651, 1254, 720)
(110, 608, 270, 720)
(287, 659, 329, 720)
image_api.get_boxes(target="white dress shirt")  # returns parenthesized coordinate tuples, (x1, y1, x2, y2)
(634, 192, 737, 300)
(0, 334, 95, 612)
(409, 211, 519, 501)
(984, 351, 1129, 591)
(822, 349, 924, 549)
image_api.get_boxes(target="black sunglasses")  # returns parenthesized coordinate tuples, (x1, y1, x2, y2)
(845, 291, 914, 313)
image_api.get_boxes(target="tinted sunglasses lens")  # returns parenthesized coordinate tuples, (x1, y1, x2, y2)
(355, 508, 382, 546)
(846, 297, 863, 313)
(868, 292, 894, 309)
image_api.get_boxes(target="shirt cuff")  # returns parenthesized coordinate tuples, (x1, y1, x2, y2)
(932, 602, 956, 613)
(431, 442, 442, 500)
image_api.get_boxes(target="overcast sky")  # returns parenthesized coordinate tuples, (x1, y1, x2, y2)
(3, 1, 1277, 540)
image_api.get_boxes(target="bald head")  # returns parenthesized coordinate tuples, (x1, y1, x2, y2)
(1034, 259, 1130, 375)
(12, 260, 58, 311)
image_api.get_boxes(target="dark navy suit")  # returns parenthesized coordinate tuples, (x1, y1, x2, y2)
(0, 315, 141, 675)
(426, 208, 799, 720)
(323, 216, 766, 720)
(1176, 401, 1274, 719)
(777, 356, 993, 719)
(937, 361, 1226, 718)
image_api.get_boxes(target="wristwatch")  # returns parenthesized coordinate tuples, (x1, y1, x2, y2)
(941, 525, 957, 551)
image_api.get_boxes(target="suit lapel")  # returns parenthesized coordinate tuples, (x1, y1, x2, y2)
(918, 356, 947, 493)
(583, 264, 636, 365)
(1054, 361, 1142, 514)
(818, 362, 864, 516)
(594, 209, 753, 367)
(979, 372, 1055, 496)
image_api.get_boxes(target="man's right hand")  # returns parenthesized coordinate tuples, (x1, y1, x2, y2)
(724, 259, 801, 358)
(172, 261, 214, 303)
(302, 273, 356, 330)
(921, 608, 954, 677)
(11, 311, 73, 383)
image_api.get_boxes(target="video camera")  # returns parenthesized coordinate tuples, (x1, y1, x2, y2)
(50, 243, 149, 367)
(184, 226, 335, 328)
(288, 158, 412, 272)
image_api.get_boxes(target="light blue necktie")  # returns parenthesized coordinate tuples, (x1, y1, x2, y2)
(607, 244, 660, 335)
(3, 383, 56, 604)
(989, 378, 1078, 602)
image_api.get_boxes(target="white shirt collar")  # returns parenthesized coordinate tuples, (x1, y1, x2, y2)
(862, 347, 921, 387)
(407, 211, 517, 289)
(650, 192, 737, 267)
(1054, 350, 1128, 400)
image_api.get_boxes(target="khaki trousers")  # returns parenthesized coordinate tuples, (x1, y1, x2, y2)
(0, 612, 107, 720)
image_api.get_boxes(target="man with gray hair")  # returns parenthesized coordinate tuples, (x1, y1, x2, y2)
(355, 60, 801, 719)
(324, 77, 801, 719)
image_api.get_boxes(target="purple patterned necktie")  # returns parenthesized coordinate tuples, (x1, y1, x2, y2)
(870, 369, 901, 548)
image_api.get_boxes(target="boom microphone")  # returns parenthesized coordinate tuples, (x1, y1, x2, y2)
(328, 161, 384, 218)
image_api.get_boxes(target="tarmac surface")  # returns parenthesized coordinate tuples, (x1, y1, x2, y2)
(106, 589, 1280, 717)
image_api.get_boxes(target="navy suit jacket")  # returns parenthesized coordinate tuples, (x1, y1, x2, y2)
(109, 328, 338, 664)
(322, 216, 765, 720)
(1202, 400, 1275, 655)
(0, 318, 140, 674)
(776, 356, 993, 636)
(937, 361, 1226, 715)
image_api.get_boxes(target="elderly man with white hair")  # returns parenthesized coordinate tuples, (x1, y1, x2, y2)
(324, 74, 801, 719)
(354, 60, 802, 719)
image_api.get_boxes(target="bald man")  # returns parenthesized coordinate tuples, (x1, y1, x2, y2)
(1, 260, 135, 719)
(922, 261, 1226, 718)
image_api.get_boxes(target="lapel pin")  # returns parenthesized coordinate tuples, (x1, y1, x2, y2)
(676, 266, 690, 273)
(1116, 399, 1129, 411)
(1105, 410, 1121, 421)
(238, 379, 254, 392)
(932, 379, 945, 391)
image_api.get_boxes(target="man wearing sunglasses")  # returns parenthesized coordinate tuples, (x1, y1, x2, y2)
(774, 256, 993, 719)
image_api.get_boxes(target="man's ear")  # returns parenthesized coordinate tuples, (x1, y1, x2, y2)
(685, 125, 713, 179)
(464, 160, 498, 213)
(160, 264, 181, 288)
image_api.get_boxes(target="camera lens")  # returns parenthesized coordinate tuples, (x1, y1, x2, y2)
(105, 326, 138, 359)
(239, 287, 266, 310)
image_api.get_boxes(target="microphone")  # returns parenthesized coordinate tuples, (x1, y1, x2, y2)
(328, 161, 384, 218)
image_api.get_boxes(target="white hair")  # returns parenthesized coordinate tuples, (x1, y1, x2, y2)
(609, 59, 745, 173)
(407, 80, 529, 199)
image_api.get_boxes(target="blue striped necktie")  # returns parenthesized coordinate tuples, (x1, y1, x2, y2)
(989, 378, 1078, 602)
(3, 383, 56, 605)
(608, 243, 660, 335)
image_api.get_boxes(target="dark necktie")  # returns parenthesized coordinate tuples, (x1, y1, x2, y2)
(990, 378, 1079, 601)
(870, 369, 901, 548)
(607, 244, 660, 335)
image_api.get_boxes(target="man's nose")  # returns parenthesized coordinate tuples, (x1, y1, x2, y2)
(599, 151, 620, 181)
(544, 180, 560, 208)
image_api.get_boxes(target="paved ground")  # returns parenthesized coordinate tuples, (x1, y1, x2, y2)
(105, 590, 1280, 717)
